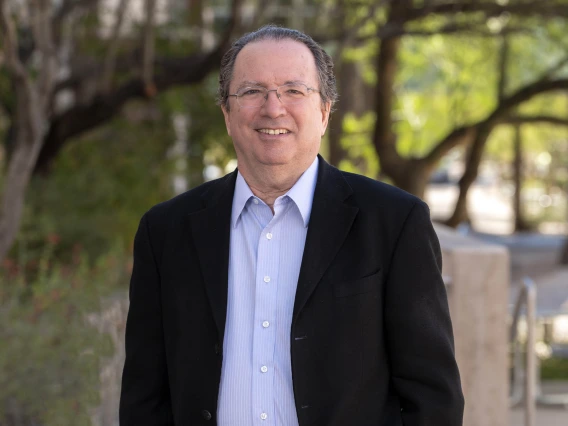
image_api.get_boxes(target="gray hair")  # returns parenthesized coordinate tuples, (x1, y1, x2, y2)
(217, 25, 338, 112)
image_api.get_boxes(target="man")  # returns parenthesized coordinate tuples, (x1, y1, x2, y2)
(120, 25, 464, 426)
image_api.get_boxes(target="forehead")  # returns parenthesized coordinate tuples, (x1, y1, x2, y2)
(231, 39, 318, 88)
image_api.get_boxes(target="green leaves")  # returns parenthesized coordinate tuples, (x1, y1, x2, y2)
(0, 245, 129, 426)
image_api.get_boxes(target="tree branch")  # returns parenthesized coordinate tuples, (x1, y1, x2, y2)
(53, 0, 99, 44)
(31, 0, 57, 111)
(316, 1, 567, 44)
(54, 0, 99, 26)
(424, 78, 568, 165)
(537, 54, 568, 81)
(408, 1, 568, 21)
(504, 115, 568, 127)
(35, 0, 244, 174)
(397, 24, 529, 39)
(497, 35, 510, 102)
(0, 0, 39, 141)
(141, 0, 157, 97)
(489, 79, 568, 122)
(0, 0, 28, 81)
(101, 0, 131, 93)
(341, 0, 393, 45)
(317, 22, 530, 46)
(0, 1, 53, 262)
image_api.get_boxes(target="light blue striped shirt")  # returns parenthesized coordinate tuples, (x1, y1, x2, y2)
(217, 157, 319, 426)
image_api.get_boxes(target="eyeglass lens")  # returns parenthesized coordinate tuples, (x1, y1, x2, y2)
(236, 84, 309, 107)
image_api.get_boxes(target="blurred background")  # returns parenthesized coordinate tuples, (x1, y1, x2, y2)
(0, 0, 567, 425)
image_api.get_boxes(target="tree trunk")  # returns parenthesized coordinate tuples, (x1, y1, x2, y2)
(445, 127, 490, 228)
(327, 0, 348, 168)
(0, 92, 46, 261)
(445, 184, 469, 228)
(390, 158, 432, 199)
(373, 33, 406, 178)
(371, 18, 432, 199)
(327, 85, 347, 167)
(560, 239, 568, 264)
(329, 60, 368, 166)
(372, 2, 413, 186)
(512, 124, 529, 231)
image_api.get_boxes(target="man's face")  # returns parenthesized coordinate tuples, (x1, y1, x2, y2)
(222, 39, 331, 175)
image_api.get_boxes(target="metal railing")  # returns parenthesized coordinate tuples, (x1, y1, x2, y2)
(510, 277, 537, 426)
(510, 276, 568, 424)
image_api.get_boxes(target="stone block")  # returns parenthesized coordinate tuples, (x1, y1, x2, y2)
(435, 224, 510, 426)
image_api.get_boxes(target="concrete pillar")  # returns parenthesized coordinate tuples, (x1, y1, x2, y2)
(434, 224, 510, 426)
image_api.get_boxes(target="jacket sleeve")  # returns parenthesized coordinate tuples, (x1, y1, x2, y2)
(384, 201, 464, 426)
(119, 213, 174, 425)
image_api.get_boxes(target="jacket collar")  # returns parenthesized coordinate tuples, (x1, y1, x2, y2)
(189, 155, 359, 340)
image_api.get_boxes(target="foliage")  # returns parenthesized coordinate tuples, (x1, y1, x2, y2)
(19, 109, 174, 262)
(0, 239, 131, 425)
(184, 74, 236, 173)
(16, 71, 234, 263)
(2, 1, 568, 420)
(339, 112, 379, 178)
(541, 356, 568, 380)
(397, 34, 498, 151)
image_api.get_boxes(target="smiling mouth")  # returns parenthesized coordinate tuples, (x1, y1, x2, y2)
(257, 128, 291, 135)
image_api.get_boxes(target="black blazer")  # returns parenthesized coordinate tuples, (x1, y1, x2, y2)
(120, 156, 464, 426)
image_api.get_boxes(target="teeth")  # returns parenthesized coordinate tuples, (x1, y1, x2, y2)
(258, 129, 289, 134)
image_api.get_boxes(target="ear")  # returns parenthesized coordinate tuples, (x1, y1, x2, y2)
(221, 104, 232, 137)
(320, 101, 332, 136)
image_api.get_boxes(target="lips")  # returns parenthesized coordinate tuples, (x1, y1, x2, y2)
(257, 128, 291, 135)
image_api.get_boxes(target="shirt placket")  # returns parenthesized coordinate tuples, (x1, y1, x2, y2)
(251, 198, 287, 425)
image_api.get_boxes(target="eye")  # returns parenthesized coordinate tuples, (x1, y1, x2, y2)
(240, 88, 262, 96)
(283, 85, 307, 96)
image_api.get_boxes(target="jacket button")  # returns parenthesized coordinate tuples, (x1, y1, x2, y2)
(202, 410, 212, 420)
(214, 343, 221, 355)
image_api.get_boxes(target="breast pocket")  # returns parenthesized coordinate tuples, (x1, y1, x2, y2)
(332, 270, 381, 298)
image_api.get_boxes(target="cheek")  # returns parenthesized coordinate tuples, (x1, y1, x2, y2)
(234, 111, 254, 130)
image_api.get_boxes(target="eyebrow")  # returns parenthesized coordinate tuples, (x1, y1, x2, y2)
(235, 80, 263, 90)
(234, 80, 309, 90)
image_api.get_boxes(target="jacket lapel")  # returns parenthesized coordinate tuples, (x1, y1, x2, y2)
(188, 159, 358, 337)
(293, 157, 359, 322)
(189, 171, 236, 342)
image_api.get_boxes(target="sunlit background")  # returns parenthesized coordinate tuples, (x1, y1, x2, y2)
(1, 0, 568, 425)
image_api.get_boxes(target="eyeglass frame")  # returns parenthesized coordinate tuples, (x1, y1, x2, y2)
(227, 82, 321, 108)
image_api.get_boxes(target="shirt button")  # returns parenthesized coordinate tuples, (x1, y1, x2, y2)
(253, 199, 259, 204)
(260, 365, 268, 373)
(262, 321, 270, 328)
(266, 232, 273, 240)
(260, 413, 268, 420)
(202, 410, 212, 420)
(264, 276, 270, 283)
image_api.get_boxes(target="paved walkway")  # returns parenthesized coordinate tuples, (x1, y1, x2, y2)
(510, 407, 568, 426)
(468, 231, 568, 317)
(510, 381, 568, 426)
(471, 232, 568, 425)
(470, 231, 566, 283)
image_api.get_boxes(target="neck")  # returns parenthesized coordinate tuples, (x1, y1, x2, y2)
(238, 161, 313, 212)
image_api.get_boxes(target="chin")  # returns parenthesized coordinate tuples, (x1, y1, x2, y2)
(257, 158, 290, 167)
(256, 150, 295, 166)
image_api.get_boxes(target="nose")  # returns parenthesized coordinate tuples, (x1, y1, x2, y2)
(260, 89, 286, 117)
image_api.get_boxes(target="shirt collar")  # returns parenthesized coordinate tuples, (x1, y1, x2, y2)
(285, 156, 319, 228)
(231, 156, 319, 229)
(231, 172, 255, 229)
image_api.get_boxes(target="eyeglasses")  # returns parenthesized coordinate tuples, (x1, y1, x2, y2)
(228, 83, 320, 108)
